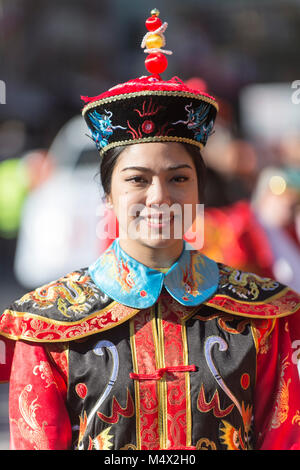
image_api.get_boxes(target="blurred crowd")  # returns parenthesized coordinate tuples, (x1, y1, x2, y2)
(202, 126, 300, 292)
(1, 0, 300, 312)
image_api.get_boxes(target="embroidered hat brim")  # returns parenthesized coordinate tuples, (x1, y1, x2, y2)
(81, 76, 218, 155)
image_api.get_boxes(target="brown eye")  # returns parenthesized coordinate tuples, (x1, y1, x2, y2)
(172, 176, 189, 183)
(125, 176, 147, 184)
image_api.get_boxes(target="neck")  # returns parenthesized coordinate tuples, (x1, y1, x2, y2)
(118, 238, 184, 269)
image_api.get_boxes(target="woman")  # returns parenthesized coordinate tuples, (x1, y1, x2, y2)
(1, 10, 300, 451)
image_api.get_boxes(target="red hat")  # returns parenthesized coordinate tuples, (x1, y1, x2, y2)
(81, 9, 218, 155)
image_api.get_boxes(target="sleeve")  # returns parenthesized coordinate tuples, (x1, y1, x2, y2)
(253, 309, 300, 450)
(9, 340, 72, 450)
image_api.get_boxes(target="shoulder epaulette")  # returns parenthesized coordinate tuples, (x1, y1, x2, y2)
(0, 268, 139, 343)
(1, 264, 300, 343)
(204, 264, 300, 318)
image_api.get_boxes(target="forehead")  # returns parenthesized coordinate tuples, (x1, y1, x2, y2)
(114, 142, 196, 172)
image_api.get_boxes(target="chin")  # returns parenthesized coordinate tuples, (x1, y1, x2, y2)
(138, 236, 183, 251)
(119, 218, 185, 253)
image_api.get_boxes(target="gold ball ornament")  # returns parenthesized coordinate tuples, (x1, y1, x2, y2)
(145, 33, 164, 49)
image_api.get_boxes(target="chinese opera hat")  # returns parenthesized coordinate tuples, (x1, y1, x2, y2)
(81, 9, 219, 156)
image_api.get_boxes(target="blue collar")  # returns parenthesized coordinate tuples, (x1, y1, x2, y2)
(89, 239, 219, 309)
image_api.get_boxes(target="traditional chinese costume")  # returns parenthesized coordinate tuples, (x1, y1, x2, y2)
(2, 9, 299, 452)
(1, 238, 300, 450)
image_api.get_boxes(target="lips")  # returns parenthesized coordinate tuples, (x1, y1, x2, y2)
(143, 213, 175, 228)
(147, 214, 172, 222)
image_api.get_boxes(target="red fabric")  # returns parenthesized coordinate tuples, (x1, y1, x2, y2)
(0, 337, 15, 383)
(6, 310, 300, 450)
(206, 288, 299, 318)
(98, 209, 118, 255)
(129, 364, 196, 381)
(81, 75, 217, 105)
(0, 302, 139, 342)
(201, 201, 274, 277)
(9, 341, 72, 450)
(254, 310, 300, 450)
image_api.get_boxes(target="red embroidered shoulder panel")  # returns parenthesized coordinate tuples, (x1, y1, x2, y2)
(205, 264, 300, 318)
(0, 264, 299, 343)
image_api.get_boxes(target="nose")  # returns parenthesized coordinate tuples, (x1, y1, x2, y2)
(146, 177, 171, 207)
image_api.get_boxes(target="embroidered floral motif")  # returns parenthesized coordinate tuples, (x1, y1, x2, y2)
(240, 373, 250, 391)
(0, 303, 139, 342)
(217, 315, 249, 335)
(219, 420, 247, 450)
(241, 402, 253, 436)
(33, 361, 57, 389)
(124, 98, 177, 139)
(133, 98, 165, 118)
(97, 388, 134, 424)
(206, 288, 299, 318)
(292, 410, 300, 426)
(181, 253, 205, 299)
(197, 384, 234, 418)
(120, 443, 138, 450)
(270, 354, 291, 429)
(78, 411, 87, 447)
(45, 343, 69, 383)
(11, 384, 49, 450)
(75, 383, 88, 399)
(219, 402, 253, 450)
(92, 427, 114, 450)
(196, 437, 217, 450)
(204, 336, 253, 449)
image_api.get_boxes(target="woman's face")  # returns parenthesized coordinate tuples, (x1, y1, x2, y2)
(107, 142, 200, 258)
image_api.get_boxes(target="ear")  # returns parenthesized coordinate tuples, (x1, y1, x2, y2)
(105, 195, 113, 209)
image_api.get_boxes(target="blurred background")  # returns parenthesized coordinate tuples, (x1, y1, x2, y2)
(1, 0, 300, 449)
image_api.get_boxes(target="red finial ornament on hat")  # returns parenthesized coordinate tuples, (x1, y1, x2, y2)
(141, 9, 172, 76)
(82, 8, 218, 156)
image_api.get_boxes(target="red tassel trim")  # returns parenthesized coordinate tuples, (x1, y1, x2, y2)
(129, 364, 196, 381)
(81, 76, 217, 105)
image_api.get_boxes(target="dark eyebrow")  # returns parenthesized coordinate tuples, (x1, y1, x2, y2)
(121, 164, 193, 172)
(121, 166, 150, 172)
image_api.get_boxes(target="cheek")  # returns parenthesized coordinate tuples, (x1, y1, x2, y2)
(109, 176, 128, 210)
(176, 184, 199, 205)
(181, 186, 200, 224)
(110, 188, 144, 225)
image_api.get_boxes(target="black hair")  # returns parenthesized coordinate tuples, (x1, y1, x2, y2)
(99, 143, 207, 202)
